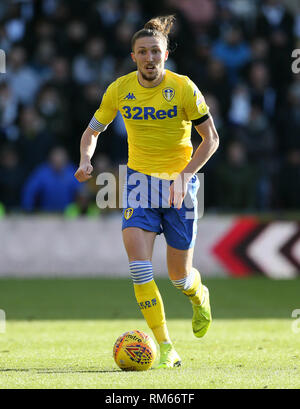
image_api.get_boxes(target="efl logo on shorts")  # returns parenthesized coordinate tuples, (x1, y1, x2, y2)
(124, 208, 134, 220)
(162, 88, 175, 102)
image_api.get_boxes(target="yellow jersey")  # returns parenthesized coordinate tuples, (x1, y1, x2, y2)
(93, 69, 209, 179)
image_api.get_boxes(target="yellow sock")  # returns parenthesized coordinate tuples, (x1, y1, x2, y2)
(129, 260, 171, 345)
(134, 280, 171, 344)
(173, 268, 204, 305)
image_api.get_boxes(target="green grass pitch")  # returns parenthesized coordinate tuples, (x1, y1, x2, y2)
(0, 277, 299, 389)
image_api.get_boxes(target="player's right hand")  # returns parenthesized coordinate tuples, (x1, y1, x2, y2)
(74, 162, 93, 182)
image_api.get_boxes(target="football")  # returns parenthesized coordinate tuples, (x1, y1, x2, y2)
(113, 330, 157, 371)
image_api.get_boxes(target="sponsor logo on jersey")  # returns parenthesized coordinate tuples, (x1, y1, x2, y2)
(162, 87, 175, 101)
(122, 105, 177, 120)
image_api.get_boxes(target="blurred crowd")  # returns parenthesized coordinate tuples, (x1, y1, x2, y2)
(0, 0, 300, 215)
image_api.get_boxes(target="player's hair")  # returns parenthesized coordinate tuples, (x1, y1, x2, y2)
(131, 15, 175, 50)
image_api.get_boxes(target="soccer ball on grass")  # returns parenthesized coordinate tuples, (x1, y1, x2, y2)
(113, 330, 157, 371)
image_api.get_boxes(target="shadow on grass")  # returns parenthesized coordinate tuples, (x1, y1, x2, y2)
(0, 277, 299, 320)
(0, 368, 119, 374)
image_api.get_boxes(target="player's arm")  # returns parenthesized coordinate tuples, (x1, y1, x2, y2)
(74, 127, 100, 182)
(170, 78, 219, 208)
(74, 82, 118, 183)
(182, 78, 219, 175)
(184, 115, 219, 175)
(170, 115, 219, 209)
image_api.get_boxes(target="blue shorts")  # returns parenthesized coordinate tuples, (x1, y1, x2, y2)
(122, 167, 200, 250)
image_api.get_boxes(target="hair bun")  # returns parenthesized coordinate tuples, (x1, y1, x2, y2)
(144, 15, 175, 37)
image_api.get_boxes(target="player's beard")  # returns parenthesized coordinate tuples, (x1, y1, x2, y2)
(140, 66, 160, 82)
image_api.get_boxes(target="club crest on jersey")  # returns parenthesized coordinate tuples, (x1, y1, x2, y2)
(162, 87, 175, 102)
(124, 208, 133, 220)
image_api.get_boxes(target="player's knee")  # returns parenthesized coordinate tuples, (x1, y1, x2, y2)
(129, 260, 154, 284)
(168, 264, 190, 282)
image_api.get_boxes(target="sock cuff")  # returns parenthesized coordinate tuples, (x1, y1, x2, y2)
(171, 268, 196, 291)
(129, 260, 153, 284)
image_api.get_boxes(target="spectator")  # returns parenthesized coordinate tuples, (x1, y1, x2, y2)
(256, 0, 294, 43)
(0, 83, 18, 131)
(256, 0, 295, 89)
(95, 0, 122, 33)
(202, 58, 231, 117)
(214, 140, 258, 211)
(48, 56, 74, 101)
(4, 3, 27, 44)
(245, 106, 276, 210)
(22, 146, 81, 212)
(228, 83, 251, 126)
(244, 105, 276, 162)
(74, 82, 103, 131)
(171, 0, 217, 31)
(17, 106, 54, 174)
(248, 62, 276, 119)
(23, 18, 57, 60)
(62, 19, 88, 61)
(36, 84, 71, 147)
(250, 37, 269, 64)
(73, 82, 105, 162)
(72, 37, 115, 86)
(32, 39, 56, 82)
(64, 185, 100, 218)
(0, 22, 11, 53)
(0, 145, 25, 211)
(4, 45, 42, 104)
(277, 77, 300, 154)
(205, 94, 223, 133)
(208, 1, 243, 41)
(277, 149, 300, 210)
(123, 0, 143, 27)
(212, 26, 251, 85)
(112, 20, 136, 60)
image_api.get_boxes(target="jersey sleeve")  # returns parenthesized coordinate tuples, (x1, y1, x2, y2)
(93, 81, 118, 126)
(183, 77, 209, 122)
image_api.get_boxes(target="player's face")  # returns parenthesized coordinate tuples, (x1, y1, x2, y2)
(131, 36, 168, 84)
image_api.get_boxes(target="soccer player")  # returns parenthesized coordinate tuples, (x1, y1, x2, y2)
(75, 15, 219, 369)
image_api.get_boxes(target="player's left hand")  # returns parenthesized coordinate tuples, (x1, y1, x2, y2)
(169, 173, 189, 209)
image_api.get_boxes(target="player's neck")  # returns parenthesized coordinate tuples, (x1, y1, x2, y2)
(137, 70, 166, 88)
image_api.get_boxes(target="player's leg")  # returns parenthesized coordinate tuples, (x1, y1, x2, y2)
(163, 173, 211, 338)
(122, 227, 172, 347)
(167, 245, 203, 303)
(167, 244, 211, 338)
